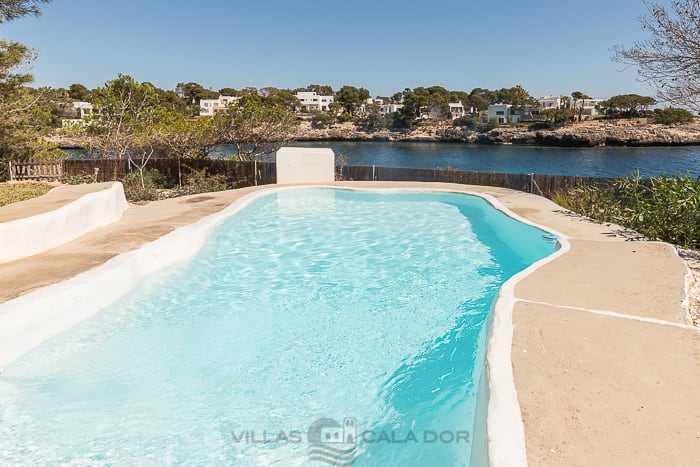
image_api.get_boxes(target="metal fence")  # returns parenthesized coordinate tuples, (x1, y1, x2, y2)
(338, 164, 613, 198)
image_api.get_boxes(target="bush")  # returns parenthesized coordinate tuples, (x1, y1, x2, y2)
(60, 173, 96, 185)
(528, 121, 554, 131)
(121, 169, 171, 202)
(452, 115, 477, 129)
(651, 107, 695, 124)
(553, 173, 700, 249)
(476, 118, 499, 132)
(178, 167, 229, 195)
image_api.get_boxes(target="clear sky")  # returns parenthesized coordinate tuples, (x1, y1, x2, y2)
(1, 0, 659, 99)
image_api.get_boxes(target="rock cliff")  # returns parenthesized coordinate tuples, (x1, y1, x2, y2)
(295, 121, 700, 147)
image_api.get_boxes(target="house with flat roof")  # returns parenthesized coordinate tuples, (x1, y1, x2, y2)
(487, 103, 515, 124)
(199, 96, 238, 117)
(61, 101, 95, 127)
(572, 98, 604, 117)
(448, 102, 465, 119)
(538, 96, 561, 110)
(379, 103, 403, 116)
(295, 91, 334, 112)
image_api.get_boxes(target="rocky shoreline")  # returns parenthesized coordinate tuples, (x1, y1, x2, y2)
(48, 120, 700, 149)
(296, 120, 700, 147)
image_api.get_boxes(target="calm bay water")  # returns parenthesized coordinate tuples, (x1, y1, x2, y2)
(274, 141, 700, 178)
(72, 141, 700, 179)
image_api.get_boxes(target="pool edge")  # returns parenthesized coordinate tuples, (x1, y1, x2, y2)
(0, 184, 569, 467)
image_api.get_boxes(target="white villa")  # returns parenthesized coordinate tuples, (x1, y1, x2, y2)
(537, 95, 604, 117)
(295, 91, 334, 112)
(73, 101, 93, 119)
(380, 103, 403, 116)
(61, 101, 94, 127)
(487, 103, 519, 124)
(538, 96, 561, 110)
(199, 95, 239, 117)
(572, 98, 604, 116)
(448, 102, 465, 119)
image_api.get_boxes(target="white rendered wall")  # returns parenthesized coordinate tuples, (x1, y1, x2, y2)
(0, 182, 129, 263)
(276, 147, 335, 184)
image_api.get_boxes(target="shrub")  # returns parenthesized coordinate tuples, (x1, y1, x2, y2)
(553, 172, 700, 249)
(452, 115, 477, 129)
(528, 121, 554, 131)
(60, 173, 96, 185)
(121, 169, 171, 202)
(173, 167, 230, 196)
(651, 107, 695, 125)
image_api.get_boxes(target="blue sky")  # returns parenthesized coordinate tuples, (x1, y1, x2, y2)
(1, 0, 658, 99)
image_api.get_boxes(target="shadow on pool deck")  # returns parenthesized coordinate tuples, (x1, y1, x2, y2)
(0, 181, 698, 466)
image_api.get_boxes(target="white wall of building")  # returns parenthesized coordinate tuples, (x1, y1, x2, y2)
(295, 92, 335, 112)
(449, 102, 465, 119)
(380, 103, 403, 116)
(538, 96, 561, 110)
(199, 95, 239, 116)
(487, 104, 513, 124)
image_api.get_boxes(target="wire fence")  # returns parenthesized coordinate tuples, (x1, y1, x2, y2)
(59, 158, 612, 198)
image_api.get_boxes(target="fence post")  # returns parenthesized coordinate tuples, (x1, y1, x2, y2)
(8, 160, 12, 181)
(254, 159, 258, 186)
(372, 165, 375, 181)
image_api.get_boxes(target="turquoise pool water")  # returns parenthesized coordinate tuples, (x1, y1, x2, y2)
(0, 188, 556, 466)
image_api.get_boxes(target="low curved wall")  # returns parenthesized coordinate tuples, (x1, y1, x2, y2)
(0, 182, 129, 263)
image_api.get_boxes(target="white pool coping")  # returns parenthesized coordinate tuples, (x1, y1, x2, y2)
(0, 182, 129, 263)
(0, 185, 569, 467)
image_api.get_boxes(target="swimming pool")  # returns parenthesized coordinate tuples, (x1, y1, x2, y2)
(0, 188, 558, 465)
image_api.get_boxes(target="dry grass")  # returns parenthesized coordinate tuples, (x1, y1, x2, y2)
(0, 182, 54, 207)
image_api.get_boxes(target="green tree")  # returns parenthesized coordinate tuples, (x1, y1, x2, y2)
(176, 81, 218, 104)
(336, 85, 371, 116)
(0, 0, 49, 22)
(469, 88, 497, 110)
(0, 40, 60, 179)
(651, 107, 695, 124)
(259, 87, 299, 111)
(86, 75, 168, 185)
(213, 96, 298, 161)
(0, 0, 61, 180)
(68, 83, 92, 101)
(361, 102, 385, 130)
(297, 84, 334, 96)
(218, 87, 239, 96)
(599, 94, 656, 117)
(154, 115, 217, 186)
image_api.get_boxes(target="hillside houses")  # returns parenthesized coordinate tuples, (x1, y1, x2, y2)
(487, 96, 604, 124)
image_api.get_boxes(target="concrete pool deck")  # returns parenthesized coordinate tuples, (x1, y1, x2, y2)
(0, 181, 698, 466)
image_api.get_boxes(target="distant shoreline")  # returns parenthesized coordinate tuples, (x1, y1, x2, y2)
(294, 120, 700, 147)
(49, 120, 700, 150)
